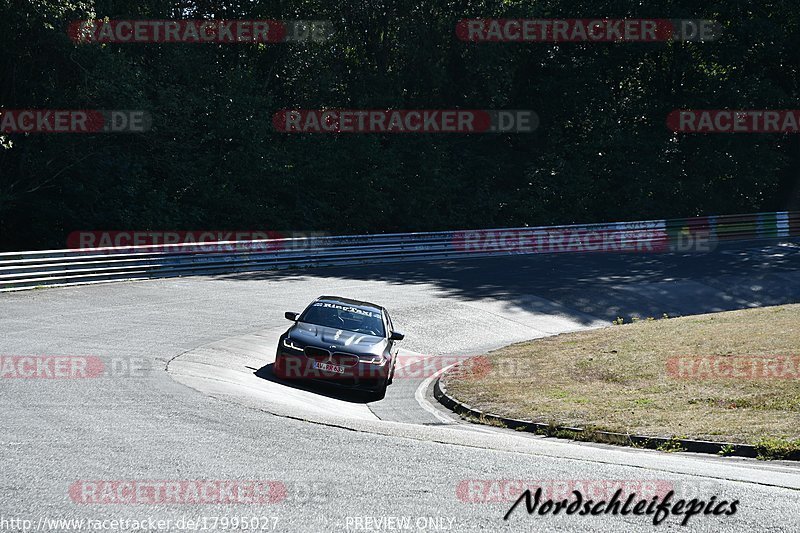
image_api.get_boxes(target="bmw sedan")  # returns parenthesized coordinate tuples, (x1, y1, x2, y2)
(274, 296, 404, 398)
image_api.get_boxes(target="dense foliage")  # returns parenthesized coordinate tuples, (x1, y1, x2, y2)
(2, 0, 799, 250)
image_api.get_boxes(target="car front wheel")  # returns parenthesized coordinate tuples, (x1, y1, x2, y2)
(273, 354, 286, 379)
(368, 377, 388, 400)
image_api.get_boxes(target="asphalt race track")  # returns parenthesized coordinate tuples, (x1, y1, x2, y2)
(3, 241, 800, 532)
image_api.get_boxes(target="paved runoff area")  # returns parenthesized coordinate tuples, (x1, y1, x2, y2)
(2, 240, 800, 531)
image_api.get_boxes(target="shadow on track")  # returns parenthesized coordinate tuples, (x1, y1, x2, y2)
(249, 364, 374, 404)
(212, 239, 800, 324)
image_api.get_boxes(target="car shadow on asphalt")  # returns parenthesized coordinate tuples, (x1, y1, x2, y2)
(250, 364, 373, 404)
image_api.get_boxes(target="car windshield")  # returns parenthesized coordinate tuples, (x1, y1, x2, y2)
(299, 302, 385, 336)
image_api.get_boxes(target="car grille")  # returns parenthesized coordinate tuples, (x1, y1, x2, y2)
(302, 347, 359, 367)
(304, 346, 329, 361)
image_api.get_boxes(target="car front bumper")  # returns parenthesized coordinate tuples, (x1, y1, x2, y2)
(275, 350, 390, 389)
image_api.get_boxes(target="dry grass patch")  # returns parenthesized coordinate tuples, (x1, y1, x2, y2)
(445, 304, 800, 454)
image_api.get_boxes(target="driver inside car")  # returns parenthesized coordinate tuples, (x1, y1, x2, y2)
(337, 309, 382, 335)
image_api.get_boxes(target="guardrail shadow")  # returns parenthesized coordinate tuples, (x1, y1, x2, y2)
(251, 364, 374, 404)
(214, 239, 800, 325)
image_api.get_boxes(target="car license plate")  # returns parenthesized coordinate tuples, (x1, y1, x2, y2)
(313, 361, 345, 374)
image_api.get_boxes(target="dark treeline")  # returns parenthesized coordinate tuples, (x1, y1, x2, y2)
(1, 0, 799, 250)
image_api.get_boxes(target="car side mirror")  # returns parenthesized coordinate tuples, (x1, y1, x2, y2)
(389, 331, 404, 341)
(285, 311, 299, 321)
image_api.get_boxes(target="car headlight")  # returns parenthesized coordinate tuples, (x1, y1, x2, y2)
(282, 338, 304, 352)
(360, 355, 386, 365)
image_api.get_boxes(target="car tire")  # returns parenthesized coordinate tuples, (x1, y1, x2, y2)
(370, 379, 388, 401)
(273, 355, 286, 379)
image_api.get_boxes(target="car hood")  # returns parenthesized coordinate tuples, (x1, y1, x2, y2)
(288, 322, 387, 356)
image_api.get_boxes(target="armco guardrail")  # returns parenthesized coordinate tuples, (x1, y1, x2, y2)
(1, 211, 798, 291)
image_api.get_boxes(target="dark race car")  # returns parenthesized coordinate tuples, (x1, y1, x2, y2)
(274, 296, 404, 399)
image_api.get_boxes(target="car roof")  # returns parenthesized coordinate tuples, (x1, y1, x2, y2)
(314, 295, 384, 313)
